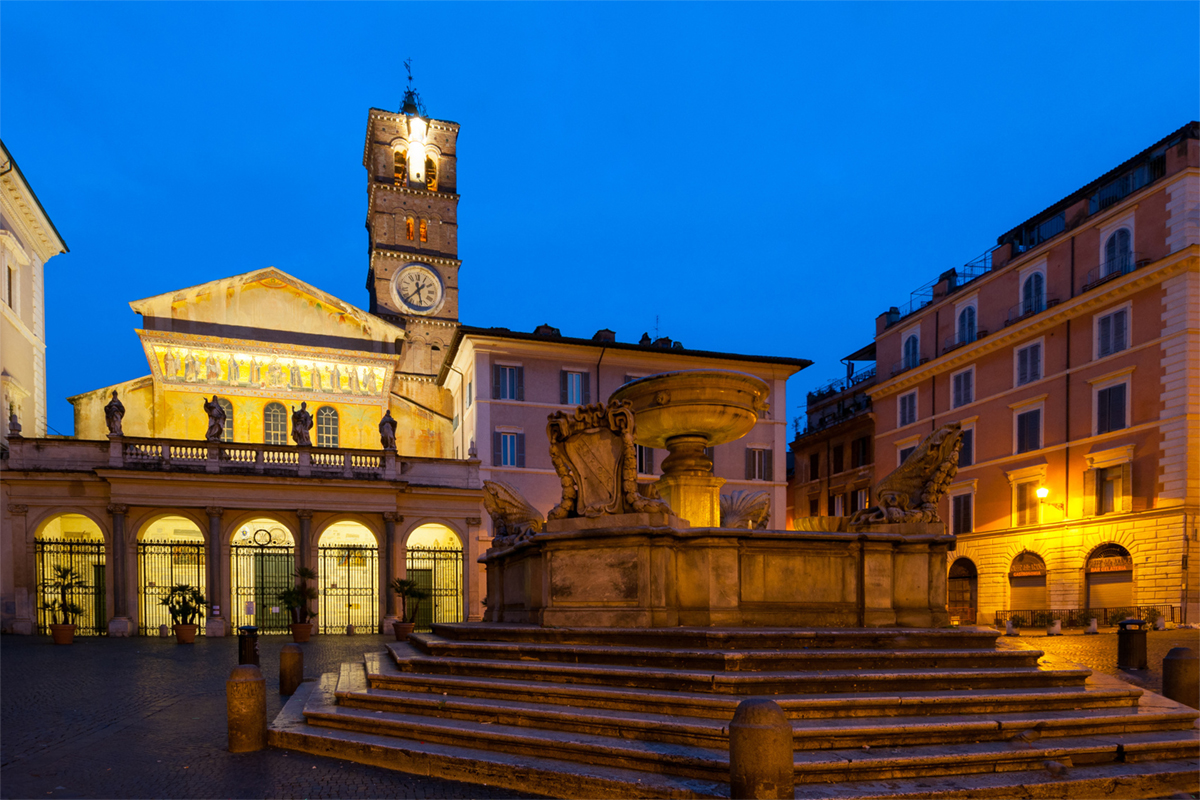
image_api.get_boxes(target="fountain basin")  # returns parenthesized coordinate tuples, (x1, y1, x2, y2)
(609, 370, 769, 452)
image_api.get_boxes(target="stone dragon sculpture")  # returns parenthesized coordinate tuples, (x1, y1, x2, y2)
(482, 480, 544, 549)
(848, 423, 962, 530)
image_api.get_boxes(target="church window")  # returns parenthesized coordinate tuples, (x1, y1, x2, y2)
(316, 406, 339, 448)
(419, 219, 428, 243)
(393, 149, 407, 184)
(405, 217, 415, 241)
(263, 403, 287, 446)
(425, 156, 438, 191)
(217, 398, 234, 443)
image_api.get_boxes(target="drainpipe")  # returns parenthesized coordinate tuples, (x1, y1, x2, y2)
(595, 347, 606, 403)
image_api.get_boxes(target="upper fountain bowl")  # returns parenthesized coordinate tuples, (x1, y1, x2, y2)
(609, 370, 770, 449)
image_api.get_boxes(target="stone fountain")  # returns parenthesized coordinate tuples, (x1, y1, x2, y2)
(481, 369, 962, 628)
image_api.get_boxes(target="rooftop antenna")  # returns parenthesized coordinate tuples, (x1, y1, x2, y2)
(654, 315, 660, 339)
(401, 59, 427, 117)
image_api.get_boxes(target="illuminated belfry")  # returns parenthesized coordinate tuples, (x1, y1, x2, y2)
(363, 69, 461, 376)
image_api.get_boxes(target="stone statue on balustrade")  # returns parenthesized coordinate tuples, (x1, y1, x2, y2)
(379, 410, 397, 450)
(291, 402, 313, 447)
(849, 422, 962, 530)
(203, 395, 227, 442)
(104, 391, 125, 436)
(547, 399, 672, 521)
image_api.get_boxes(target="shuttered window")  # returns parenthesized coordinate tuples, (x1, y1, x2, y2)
(958, 428, 973, 467)
(808, 453, 819, 481)
(1021, 272, 1045, 316)
(745, 448, 773, 481)
(492, 365, 524, 401)
(1016, 343, 1041, 386)
(1016, 409, 1041, 453)
(903, 335, 920, 369)
(952, 494, 973, 534)
(850, 437, 871, 468)
(493, 432, 525, 468)
(899, 392, 917, 426)
(1097, 384, 1127, 435)
(1098, 309, 1128, 357)
(560, 371, 590, 405)
(899, 446, 915, 464)
(1015, 481, 1039, 526)
(636, 445, 655, 475)
(832, 446, 844, 475)
(952, 370, 973, 408)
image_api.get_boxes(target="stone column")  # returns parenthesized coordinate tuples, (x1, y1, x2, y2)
(7, 504, 34, 635)
(107, 503, 135, 637)
(205, 507, 227, 636)
(465, 517, 484, 622)
(382, 513, 402, 632)
(296, 510, 313, 573)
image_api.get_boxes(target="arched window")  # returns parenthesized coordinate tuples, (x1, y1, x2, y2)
(419, 219, 428, 243)
(957, 306, 976, 344)
(903, 334, 919, 370)
(263, 402, 287, 446)
(405, 216, 415, 241)
(393, 149, 407, 185)
(1104, 228, 1132, 276)
(1022, 272, 1045, 317)
(217, 398, 234, 443)
(316, 406, 339, 448)
(425, 156, 438, 191)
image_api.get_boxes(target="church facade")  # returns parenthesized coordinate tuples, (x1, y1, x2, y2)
(1, 93, 806, 636)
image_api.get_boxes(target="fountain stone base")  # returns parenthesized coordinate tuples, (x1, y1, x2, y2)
(481, 517, 953, 629)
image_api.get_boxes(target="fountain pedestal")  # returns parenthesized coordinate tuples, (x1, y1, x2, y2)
(655, 475, 724, 528)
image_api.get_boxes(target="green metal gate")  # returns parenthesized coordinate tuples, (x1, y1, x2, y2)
(137, 540, 205, 635)
(319, 544, 378, 633)
(231, 535, 295, 633)
(406, 546, 463, 631)
(35, 539, 107, 636)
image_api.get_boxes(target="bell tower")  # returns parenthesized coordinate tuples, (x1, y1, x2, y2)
(363, 71, 461, 376)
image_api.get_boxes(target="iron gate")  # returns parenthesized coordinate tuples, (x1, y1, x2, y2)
(231, 535, 295, 634)
(35, 539, 107, 636)
(406, 545, 463, 631)
(318, 544, 378, 633)
(137, 540, 205, 635)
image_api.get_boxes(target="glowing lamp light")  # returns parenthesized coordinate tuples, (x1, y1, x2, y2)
(1036, 487, 1050, 499)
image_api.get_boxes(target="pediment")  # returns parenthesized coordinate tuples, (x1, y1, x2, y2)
(129, 267, 404, 346)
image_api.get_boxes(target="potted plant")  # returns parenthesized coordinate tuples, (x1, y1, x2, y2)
(389, 578, 430, 640)
(278, 567, 318, 642)
(161, 584, 207, 643)
(44, 565, 88, 645)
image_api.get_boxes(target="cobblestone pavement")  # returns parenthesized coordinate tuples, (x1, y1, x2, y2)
(1006, 627, 1200, 695)
(1, 633, 542, 800)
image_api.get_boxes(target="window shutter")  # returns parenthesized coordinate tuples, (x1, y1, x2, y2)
(647, 448, 655, 474)
(1113, 310, 1127, 352)
(1017, 349, 1028, 385)
(492, 431, 502, 467)
(1119, 462, 1132, 513)
(1113, 384, 1126, 431)
(745, 449, 754, 480)
(559, 371, 568, 405)
(1017, 414, 1028, 453)
(582, 372, 590, 404)
(1097, 387, 1110, 434)
(1031, 344, 1041, 381)
(964, 370, 972, 404)
(492, 365, 501, 400)
(516, 433, 526, 468)
(516, 367, 525, 401)
(958, 428, 973, 467)
(1099, 315, 1112, 357)
(764, 449, 774, 482)
(1082, 469, 1097, 517)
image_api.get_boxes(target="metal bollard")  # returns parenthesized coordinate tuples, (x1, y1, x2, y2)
(1116, 618, 1148, 670)
(729, 699, 793, 799)
(226, 664, 266, 752)
(237, 625, 260, 666)
(1162, 647, 1198, 709)
(280, 643, 303, 696)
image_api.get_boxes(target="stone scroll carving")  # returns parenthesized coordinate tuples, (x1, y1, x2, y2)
(720, 490, 770, 529)
(482, 480, 544, 549)
(849, 423, 962, 529)
(547, 400, 672, 521)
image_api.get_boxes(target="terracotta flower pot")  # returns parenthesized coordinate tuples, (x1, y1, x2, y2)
(392, 621, 416, 641)
(173, 623, 198, 644)
(49, 623, 76, 645)
(290, 622, 313, 643)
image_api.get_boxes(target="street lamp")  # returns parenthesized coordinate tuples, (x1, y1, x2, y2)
(1036, 486, 1064, 512)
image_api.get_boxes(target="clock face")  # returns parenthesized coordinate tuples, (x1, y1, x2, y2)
(392, 264, 444, 315)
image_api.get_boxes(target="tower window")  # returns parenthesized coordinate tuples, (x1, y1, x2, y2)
(406, 217, 415, 242)
(419, 219, 428, 243)
(393, 150, 407, 185)
(263, 402, 287, 446)
(425, 156, 438, 191)
(316, 406, 339, 448)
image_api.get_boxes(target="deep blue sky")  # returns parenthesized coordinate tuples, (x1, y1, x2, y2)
(3, 2, 1197, 437)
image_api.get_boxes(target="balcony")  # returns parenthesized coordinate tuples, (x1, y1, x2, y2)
(1005, 296, 1060, 327)
(942, 329, 988, 355)
(806, 365, 877, 403)
(890, 356, 928, 378)
(1081, 252, 1150, 293)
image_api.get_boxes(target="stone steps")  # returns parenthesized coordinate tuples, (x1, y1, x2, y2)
(408, 632, 1043, 670)
(388, 642, 1090, 694)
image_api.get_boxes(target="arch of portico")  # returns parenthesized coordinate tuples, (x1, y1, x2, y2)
(134, 513, 207, 635)
(403, 522, 466, 628)
(315, 518, 383, 633)
(226, 515, 298, 634)
(30, 511, 109, 635)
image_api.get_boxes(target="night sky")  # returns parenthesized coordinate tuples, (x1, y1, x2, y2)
(3, 2, 1197, 437)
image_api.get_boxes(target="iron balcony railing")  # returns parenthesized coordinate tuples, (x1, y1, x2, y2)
(1005, 296, 1061, 327)
(793, 398, 873, 439)
(890, 356, 928, 377)
(994, 604, 1179, 629)
(1081, 252, 1150, 293)
(942, 328, 989, 354)
(806, 365, 877, 403)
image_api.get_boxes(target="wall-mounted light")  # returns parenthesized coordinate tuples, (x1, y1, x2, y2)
(1036, 486, 1064, 512)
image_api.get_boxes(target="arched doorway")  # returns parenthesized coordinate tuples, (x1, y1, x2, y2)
(230, 519, 296, 634)
(948, 558, 978, 625)
(1009, 551, 1048, 620)
(137, 515, 205, 635)
(1086, 544, 1133, 613)
(35, 514, 107, 636)
(406, 524, 464, 631)
(318, 522, 378, 634)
